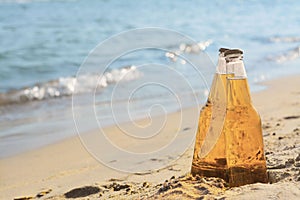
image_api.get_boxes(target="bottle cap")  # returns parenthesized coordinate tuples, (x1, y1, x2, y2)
(219, 48, 230, 53)
(224, 49, 243, 57)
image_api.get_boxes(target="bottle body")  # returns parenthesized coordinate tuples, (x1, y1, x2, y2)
(225, 78, 268, 187)
(191, 73, 231, 181)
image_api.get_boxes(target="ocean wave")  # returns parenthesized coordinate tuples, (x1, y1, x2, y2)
(0, 65, 142, 106)
(165, 40, 213, 63)
(266, 46, 300, 63)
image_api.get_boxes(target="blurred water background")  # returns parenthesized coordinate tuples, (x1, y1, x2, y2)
(0, 0, 300, 158)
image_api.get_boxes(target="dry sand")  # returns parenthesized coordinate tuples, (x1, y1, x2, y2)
(1, 75, 300, 200)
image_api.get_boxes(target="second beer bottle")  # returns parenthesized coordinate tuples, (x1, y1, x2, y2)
(191, 48, 232, 181)
(223, 49, 268, 187)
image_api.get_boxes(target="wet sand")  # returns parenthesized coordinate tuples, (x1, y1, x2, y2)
(1, 75, 300, 200)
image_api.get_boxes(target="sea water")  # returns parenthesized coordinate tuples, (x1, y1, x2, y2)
(0, 0, 300, 158)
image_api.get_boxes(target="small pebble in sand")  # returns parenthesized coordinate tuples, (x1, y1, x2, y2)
(36, 189, 52, 198)
(290, 167, 298, 171)
(130, 190, 137, 194)
(262, 124, 271, 129)
(285, 159, 295, 167)
(278, 136, 284, 140)
(143, 182, 150, 188)
(112, 183, 131, 191)
(159, 182, 170, 193)
(276, 123, 281, 126)
(272, 132, 276, 136)
(295, 154, 300, 161)
(195, 174, 202, 181)
(294, 162, 300, 167)
(263, 133, 270, 137)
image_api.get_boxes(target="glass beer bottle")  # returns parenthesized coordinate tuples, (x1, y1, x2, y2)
(191, 48, 232, 181)
(224, 49, 268, 187)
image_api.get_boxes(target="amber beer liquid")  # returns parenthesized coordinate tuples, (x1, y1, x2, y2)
(191, 48, 232, 181)
(224, 49, 268, 187)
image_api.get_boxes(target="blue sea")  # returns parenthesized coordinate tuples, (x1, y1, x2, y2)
(0, 0, 300, 158)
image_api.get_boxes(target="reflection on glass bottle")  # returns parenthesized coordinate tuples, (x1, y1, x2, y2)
(191, 48, 231, 181)
(224, 49, 268, 187)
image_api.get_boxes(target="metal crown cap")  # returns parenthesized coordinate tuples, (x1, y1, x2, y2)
(224, 49, 243, 57)
(219, 48, 230, 53)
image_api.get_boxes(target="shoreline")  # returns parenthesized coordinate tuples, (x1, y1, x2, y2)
(1, 74, 300, 199)
(0, 72, 295, 160)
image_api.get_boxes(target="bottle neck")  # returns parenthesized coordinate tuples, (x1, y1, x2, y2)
(207, 55, 226, 103)
(227, 77, 252, 107)
(226, 58, 252, 107)
(226, 59, 246, 78)
(216, 56, 226, 74)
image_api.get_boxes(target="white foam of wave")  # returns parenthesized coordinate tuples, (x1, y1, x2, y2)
(267, 46, 300, 63)
(165, 40, 213, 63)
(0, 65, 142, 105)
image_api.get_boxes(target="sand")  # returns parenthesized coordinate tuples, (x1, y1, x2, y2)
(1, 75, 300, 200)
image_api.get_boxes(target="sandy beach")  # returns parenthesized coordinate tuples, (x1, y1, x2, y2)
(1, 75, 300, 200)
